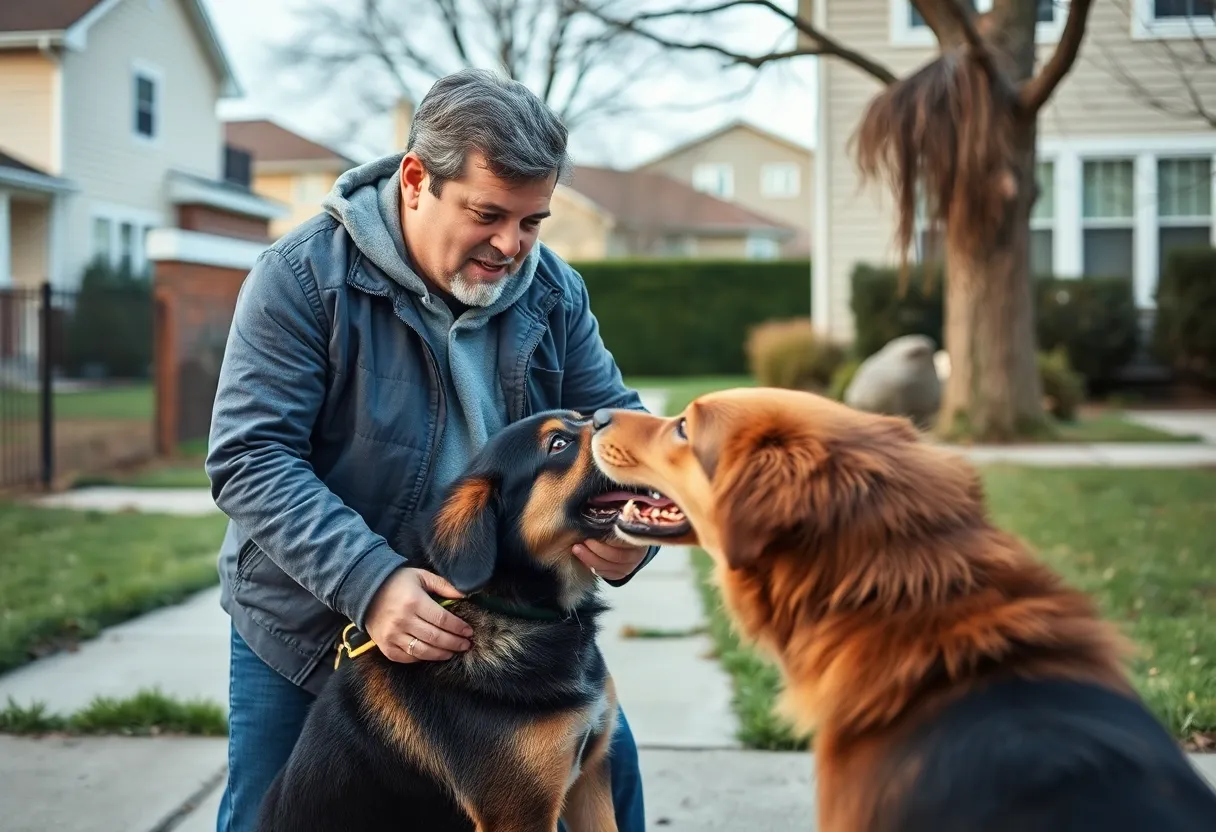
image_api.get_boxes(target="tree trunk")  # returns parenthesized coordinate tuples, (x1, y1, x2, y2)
(937, 120, 1046, 441)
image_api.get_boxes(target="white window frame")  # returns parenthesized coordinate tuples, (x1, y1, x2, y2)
(89, 203, 163, 277)
(760, 162, 801, 198)
(131, 60, 162, 145)
(1080, 157, 1137, 283)
(1131, 0, 1216, 40)
(891, 0, 1065, 48)
(1031, 158, 1057, 276)
(745, 233, 782, 260)
(691, 163, 735, 200)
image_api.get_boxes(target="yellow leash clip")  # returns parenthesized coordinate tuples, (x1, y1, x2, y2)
(334, 622, 378, 670)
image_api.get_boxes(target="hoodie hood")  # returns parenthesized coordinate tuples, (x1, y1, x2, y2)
(321, 151, 537, 321)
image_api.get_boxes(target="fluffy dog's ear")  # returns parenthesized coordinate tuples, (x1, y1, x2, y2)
(714, 430, 822, 569)
(424, 475, 499, 593)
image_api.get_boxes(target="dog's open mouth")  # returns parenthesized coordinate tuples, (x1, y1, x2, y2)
(583, 488, 690, 539)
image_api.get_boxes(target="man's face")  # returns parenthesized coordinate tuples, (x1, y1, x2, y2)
(400, 150, 555, 307)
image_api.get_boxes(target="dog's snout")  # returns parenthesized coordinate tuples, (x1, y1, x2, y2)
(592, 409, 613, 431)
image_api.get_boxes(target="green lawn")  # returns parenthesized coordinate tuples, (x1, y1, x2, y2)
(3, 383, 154, 422)
(694, 467, 1216, 750)
(0, 503, 228, 674)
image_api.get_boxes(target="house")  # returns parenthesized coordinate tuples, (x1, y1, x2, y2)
(806, 0, 1216, 342)
(638, 120, 814, 257)
(0, 0, 286, 292)
(542, 165, 798, 261)
(224, 119, 359, 239)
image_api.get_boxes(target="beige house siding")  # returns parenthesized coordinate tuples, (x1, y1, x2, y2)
(0, 51, 58, 173)
(251, 171, 336, 239)
(641, 124, 813, 256)
(59, 0, 223, 285)
(543, 186, 612, 262)
(812, 0, 1216, 342)
(9, 198, 50, 288)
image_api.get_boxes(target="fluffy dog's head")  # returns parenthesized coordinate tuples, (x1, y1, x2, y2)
(411, 409, 644, 610)
(591, 387, 984, 573)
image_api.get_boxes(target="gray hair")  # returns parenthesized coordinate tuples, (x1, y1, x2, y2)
(407, 68, 572, 197)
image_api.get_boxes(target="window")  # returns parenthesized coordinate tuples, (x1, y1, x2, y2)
(133, 70, 157, 139)
(92, 217, 112, 265)
(745, 234, 781, 260)
(1158, 156, 1213, 275)
(692, 163, 734, 200)
(910, 0, 977, 27)
(1153, 0, 1215, 19)
(760, 163, 800, 198)
(1082, 159, 1135, 278)
(898, 0, 1058, 45)
(1031, 161, 1055, 276)
(119, 222, 135, 273)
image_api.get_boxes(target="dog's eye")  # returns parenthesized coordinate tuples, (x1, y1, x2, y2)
(674, 418, 687, 440)
(548, 435, 570, 454)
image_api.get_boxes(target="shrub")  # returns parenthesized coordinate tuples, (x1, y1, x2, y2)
(1035, 276, 1138, 388)
(744, 318, 845, 392)
(575, 259, 811, 377)
(827, 358, 862, 402)
(62, 262, 153, 380)
(850, 264, 1138, 387)
(1037, 347, 1085, 421)
(1154, 246, 1216, 378)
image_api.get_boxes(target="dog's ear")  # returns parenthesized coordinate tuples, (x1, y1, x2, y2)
(713, 428, 823, 569)
(424, 474, 499, 594)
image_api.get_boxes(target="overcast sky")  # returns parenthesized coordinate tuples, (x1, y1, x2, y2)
(202, 0, 819, 168)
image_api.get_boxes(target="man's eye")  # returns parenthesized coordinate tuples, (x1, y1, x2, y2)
(474, 211, 496, 223)
(549, 435, 570, 454)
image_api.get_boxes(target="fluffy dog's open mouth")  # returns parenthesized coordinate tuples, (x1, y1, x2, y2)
(583, 487, 690, 539)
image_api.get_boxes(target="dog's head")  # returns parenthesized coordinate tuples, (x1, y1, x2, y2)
(416, 409, 646, 607)
(590, 387, 985, 574)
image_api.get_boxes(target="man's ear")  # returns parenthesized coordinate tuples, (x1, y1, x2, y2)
(424, 475, 499, 594)
(714, 432, 821, 569)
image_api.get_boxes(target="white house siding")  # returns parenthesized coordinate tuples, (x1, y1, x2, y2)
(59, 0, 223, 287)
(0, 50, 58, 173)
(812, 0, 1216, 341)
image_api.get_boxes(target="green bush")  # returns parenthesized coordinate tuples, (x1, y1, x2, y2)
(575, 259, 811, 376)
(849, 264, 1138, 387)
(1154, 247, 1216, 378)
(744, 318, 845, 392)
(850, 263, 944, 359)
(1037, 347, 1085, 421)
(827, 357, 862, 402)
(62, 262, 153, 379)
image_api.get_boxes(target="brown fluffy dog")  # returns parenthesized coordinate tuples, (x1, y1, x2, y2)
(589, 387, 1216, 832)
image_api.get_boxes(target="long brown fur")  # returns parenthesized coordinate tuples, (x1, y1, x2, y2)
(591, 387, 1136, 831)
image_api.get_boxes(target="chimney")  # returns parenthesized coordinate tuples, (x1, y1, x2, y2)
(393, 96, 415, 151)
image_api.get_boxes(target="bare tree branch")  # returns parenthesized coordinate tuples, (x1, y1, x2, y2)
(1018, 0, 1095, 113)
(574, 0, 899, 86)
(935, 0, 1018, 102)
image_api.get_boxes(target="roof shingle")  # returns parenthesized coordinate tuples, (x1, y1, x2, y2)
(0, 0, 105, 33)
(224, 120, 355, 167)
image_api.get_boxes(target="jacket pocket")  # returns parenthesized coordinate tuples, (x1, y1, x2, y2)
(235, 538, 264, 582)
(527, 366, 565, 414)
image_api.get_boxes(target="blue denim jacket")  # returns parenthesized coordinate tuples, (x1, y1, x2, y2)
(206, 213, 654, 693)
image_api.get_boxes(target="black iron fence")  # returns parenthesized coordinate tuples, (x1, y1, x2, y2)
(0, 273, 155, 491)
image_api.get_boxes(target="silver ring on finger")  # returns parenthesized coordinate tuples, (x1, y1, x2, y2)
(407, 636, 419, 657)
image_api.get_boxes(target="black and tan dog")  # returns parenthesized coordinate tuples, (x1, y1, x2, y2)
(257, 410, 655, 832)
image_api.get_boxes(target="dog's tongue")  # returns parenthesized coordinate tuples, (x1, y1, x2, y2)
(588, 490, 673, 508)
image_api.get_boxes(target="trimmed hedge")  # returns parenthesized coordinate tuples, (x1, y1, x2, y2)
(576, 259, 811, 376)
(1154, 246, 1216, 378)
(850, 264, 1139, 385)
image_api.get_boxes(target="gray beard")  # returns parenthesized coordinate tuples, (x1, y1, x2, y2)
(449, 270, 510, 307)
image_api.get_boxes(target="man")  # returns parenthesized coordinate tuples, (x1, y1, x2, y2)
(206, 68, 656, 831)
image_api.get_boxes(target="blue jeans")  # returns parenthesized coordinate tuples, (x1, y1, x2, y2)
(218, 625, 645, 831)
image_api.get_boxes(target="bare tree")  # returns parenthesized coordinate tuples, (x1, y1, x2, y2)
(272, 0, 671, 152)
(581, 0, 1099, 442)
(1100, 2, 1216, 128)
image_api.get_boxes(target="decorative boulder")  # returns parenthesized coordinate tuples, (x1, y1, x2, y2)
(844, 334, 942, 430)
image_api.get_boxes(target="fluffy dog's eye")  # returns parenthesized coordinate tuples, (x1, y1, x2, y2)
(674, 418, 687, 440)
(548, 435, 570, 454)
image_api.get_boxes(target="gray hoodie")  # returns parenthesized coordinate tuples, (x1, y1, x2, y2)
(322, 152, 540, 493)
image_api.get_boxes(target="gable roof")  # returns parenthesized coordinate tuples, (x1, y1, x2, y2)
(0, 147, 77, 193)
(0, 0, 240, 97)
(223, 120, 357, 172)
(566, 166, 794, 237)
(638, 119, 812, 170)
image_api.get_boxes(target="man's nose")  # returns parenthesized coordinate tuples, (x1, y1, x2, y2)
(491, 229, 521, 259)
(592, 409, 613, 431)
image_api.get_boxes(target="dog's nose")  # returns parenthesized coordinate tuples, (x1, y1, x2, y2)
(592, 409, 613, 431)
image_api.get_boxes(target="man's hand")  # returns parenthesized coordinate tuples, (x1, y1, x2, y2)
(572, 539, 650, 582)
(364, 568, 474, 663)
